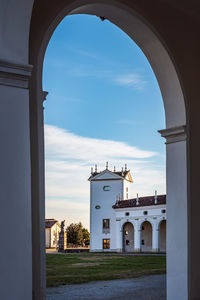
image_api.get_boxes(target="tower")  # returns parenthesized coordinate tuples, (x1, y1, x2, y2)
(88, 163, 133, 251)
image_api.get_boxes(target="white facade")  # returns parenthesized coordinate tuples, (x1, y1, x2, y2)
(89, 166, 166, 253)
(45, 219, 61, 248)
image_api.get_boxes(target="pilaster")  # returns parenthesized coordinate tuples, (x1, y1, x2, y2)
(159, 125, 188, 300)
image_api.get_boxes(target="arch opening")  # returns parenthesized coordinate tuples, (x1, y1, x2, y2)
(123, 222, 134, 253)
(141, 221, 152, 252)
(159, 220, 166, 252)
(29, 1, 187, 299)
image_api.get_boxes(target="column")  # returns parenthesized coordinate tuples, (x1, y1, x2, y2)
(115, 219, 122, 252)
(152, 224, 159, 252)
(0, 60, 33, 300)
(134, 222, 141, 252)
(159, 126, 188, 300)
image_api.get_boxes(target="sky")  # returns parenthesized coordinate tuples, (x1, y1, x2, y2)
(43, 15, 166, 229)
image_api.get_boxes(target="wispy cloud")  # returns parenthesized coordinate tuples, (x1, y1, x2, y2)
(114, 73, 146, 90)
(45, 124, 165, 228)
(45, 124, 156, 161)
(46, 56, 147, 91)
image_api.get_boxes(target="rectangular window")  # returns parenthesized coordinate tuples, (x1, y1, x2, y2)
(103, 239, 110, 249)
(103, 219, 110, 233)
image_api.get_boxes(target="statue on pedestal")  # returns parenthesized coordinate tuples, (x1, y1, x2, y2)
(58, 220, 67, 251)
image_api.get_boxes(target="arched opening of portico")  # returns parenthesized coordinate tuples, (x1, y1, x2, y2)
(123, 222, 134, 253)
(141, 221, 152, 252)
(29, 1, 187, 299)
(159, 220, 166, 252)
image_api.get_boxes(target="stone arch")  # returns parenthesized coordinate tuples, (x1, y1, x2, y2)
(122, 222, 134, 253)
(141, 220, 153, 252)
(28, 1, 188, 299)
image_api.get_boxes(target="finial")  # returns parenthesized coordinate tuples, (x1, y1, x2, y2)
(106, 162, 108, 170)
(95, 164, 97, 172)
(154, 190, 158, 204)
(91, 167, 93, 174)
(125, 164, 127, 171)
(136, 193, 139, 205)
(114, 166, 116, 172)
(116, 195, 119, 203)
(122, 167, 124, 172)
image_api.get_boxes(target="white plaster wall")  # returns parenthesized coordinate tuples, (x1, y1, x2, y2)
(50, 223, 60, 248)
(0, 0, 34, 64)
(0, 85, 32, 300)
(115, 205, 166, 219)
(45, 228, 51, 248)
(90, 179, 123, 251)
(123, 180, 131, 199)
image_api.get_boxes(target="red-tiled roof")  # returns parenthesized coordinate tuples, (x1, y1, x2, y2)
(113, 195, 166, 209)
(45, 219, 59, 228)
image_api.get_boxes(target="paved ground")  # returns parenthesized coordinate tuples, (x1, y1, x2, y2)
(47, 274, 166, 300)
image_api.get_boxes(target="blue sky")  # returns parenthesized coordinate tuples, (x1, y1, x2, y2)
(43, 15, 166, 229)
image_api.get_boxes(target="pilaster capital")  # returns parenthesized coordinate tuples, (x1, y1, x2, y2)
(158, 125, 187, 144)
(0, 60, 33, 89)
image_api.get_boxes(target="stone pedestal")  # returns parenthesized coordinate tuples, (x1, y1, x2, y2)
(58, 220, 67, 251)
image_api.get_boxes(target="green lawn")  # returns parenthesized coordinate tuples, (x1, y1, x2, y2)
(46, 253, 166, 287)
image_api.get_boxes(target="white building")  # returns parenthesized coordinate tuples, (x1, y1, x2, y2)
(45, 219, 61, 248)
(89, 164, 166, 253)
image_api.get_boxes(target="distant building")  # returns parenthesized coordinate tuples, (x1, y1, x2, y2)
(89, 164, 166, 252)
(45, 219, 61, 248)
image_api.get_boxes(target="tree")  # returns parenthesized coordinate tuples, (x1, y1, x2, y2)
(66, 222, 90, 246)
(82, 228, 90, 246)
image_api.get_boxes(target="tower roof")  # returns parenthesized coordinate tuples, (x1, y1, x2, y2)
(88, 168, 133, 182)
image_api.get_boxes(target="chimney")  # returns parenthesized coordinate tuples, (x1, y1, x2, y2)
(106, 161, 108, 170)
(91, 167, 93, 174)
(95, 164, 97, 172)
(136, 193, 139, 206)
(125, 164, 127, 171)
(154, 190, 158, 204)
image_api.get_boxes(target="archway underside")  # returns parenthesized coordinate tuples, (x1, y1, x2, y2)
(29, 1, 187, 300)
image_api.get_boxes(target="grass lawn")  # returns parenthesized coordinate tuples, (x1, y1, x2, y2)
(46, 253, 166, 287)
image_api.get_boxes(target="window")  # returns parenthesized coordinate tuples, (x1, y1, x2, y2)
(126, 193, 128, 199)
(143, 211, 148, 215)
(125, 212, 130, 216)
(142, 226, 144, 230)
(126, 187, 128, 192)
(95, 205, 101, 209)
(103, 219, 110, 233)
(103, 186, 111, 191)
(141, 240, 144, 245)
(126, 240, 130, 245)
(162, 209, 166, 214)
(103, 239, 110, 249)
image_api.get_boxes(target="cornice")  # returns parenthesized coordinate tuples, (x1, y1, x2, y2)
(158, 125, 187, 144)
(0, 60, 33, 89)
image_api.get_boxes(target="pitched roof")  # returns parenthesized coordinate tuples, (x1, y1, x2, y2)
(45, 219, 60, 228)
(113, 195, 166, 209)
(88, 169, 133, 182)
